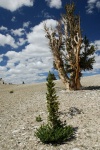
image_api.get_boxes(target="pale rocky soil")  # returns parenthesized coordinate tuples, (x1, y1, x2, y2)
(0, 75, 100, 150)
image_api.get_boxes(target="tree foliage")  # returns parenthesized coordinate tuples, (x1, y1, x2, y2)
(46, 71, 56, 81)
(80, 36, 95, 72)
(46, 71, 61, 128)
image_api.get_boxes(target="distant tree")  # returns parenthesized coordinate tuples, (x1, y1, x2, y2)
(44, 3, 95, 90)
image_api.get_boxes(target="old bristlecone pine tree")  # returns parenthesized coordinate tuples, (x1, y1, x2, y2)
(44, 3, 95, 90)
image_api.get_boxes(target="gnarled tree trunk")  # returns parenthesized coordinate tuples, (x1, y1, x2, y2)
(54, 56, 70, 90)
(44, 3, 83, 91)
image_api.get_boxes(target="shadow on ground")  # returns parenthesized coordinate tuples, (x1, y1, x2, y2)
(82, 86, 100, 90)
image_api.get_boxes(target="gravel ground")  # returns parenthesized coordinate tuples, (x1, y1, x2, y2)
(0, 75, 100, 150)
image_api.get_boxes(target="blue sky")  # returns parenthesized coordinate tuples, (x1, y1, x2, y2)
(0, 0, 100, 84)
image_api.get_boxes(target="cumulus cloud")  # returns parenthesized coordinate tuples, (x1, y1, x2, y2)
(0, 34, 17, 48)
(27, 19, 57, 47)
(41, 10, 53, 19)
(11, 28, 25, 36)
(85, 53, 100, 75)
(86, 0, 100, 14)
(0, 0, 34, 12)
(45, 0, 62, 9)
(96, 1, 100, 9)
(0, 26, 8, 31)
(17, 38, 27, 46)
(3, 49, 53, 83)
(23, 21, 31, 28)
(0, 19, 57, 84)
(85, 40, 100, 75)
(94, 40, 100, 50)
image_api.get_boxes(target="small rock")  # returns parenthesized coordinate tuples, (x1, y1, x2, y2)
(72, 148, 80, 150)
(60, 90, 66, 93)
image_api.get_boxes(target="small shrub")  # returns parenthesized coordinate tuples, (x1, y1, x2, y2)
(9, 90, 14, 93)
(36, 115, 42, 122)
(35, 124, 74, 144)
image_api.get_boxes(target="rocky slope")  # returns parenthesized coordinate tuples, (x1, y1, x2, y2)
(0, 75, 100, 150)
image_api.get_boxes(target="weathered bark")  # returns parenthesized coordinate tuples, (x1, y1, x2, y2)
(44, 24, 70, 90)
(74, 30, 82, 90)
(75, 54, 81, 90)
(62, 5, 82, 90)
(54, 56, 70, 90)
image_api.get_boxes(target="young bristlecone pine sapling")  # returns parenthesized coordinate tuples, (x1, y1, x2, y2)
(35, 71, 74, 144)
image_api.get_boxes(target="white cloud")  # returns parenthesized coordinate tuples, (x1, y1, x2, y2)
(96, 1, 100, 9)
(27, 19, 57, 47)
(89, 40, 100, 74)
(0, 66, 7, 71)
(0, 26, 8, 31)
(11, 16, 16, 22)
(88, 0, 97, 2)
(0, 0, 34, 12)
(45, 0, 62, 9)
(0, 34, 17, 48)
(0, 54, 4, 62)
(0, 19, 57, 84)
(0, 58, 3, 62)
(17, 38, 27, 46)
(0, 66, 7, 79)
(23, 21, 31, 28)
(3, 48, 53, 83)
(94, 40, 100, 50)
(11, 28, 25, 36)
(41, 10, 53, 18)
(86, 0, 100, 14)
(92, 53, 100, 73)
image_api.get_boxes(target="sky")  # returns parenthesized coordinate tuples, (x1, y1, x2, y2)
(0, 0, 100, 84)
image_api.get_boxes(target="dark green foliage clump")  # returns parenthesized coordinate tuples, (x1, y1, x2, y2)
(80, 36, 95, 72)
(35, 71, 74, 144)
(35, 124, 74, 144)
(36, 115, 42, 122)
